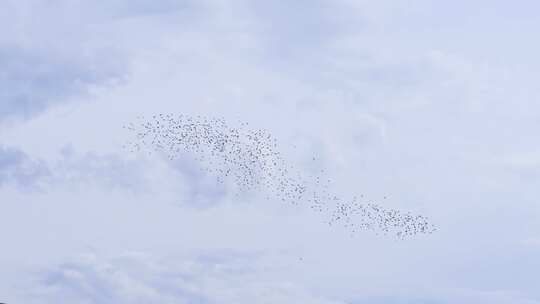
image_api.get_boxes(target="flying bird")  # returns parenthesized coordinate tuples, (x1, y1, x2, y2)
(124, 114, 436, 239)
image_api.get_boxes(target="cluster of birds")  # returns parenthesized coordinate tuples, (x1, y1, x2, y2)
(124, 114, 436, 239)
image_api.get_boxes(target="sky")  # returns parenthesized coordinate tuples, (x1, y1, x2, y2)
(1, 0, 540, 303)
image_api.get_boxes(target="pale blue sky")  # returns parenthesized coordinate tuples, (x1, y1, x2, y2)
(1, 1, 539, 303)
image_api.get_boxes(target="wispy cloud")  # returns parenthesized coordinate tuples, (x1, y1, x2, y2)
(0, 144, 230, 206)
(21, 250, 540, 304)
(0, 144, 144, 191)
(30, 251, 341, 304)
(0, 0, 166, 123)
(0, 46, 124, 122)
(0, 144, 50, 188)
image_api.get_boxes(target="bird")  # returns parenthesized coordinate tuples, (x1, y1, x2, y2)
(124, 114, 436, 239)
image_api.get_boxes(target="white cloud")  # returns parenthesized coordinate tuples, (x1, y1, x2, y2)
(1, 1, 540, 303)
(8, 250, 537, 304)
(0, 144, 142, 191)
(0, 144, 50, 188)
(25, 251, 342, 304)
(0, 143, 231, 208)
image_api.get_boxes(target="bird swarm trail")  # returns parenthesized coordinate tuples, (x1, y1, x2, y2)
(124, 114, 436, 239)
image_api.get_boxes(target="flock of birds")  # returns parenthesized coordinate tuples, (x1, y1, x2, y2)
(124, 114, 436, 239)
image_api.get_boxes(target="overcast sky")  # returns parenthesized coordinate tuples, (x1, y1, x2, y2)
(1, 1, 540, 303)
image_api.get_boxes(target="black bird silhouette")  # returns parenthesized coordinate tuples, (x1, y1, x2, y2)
(124, 114, 436, 239)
